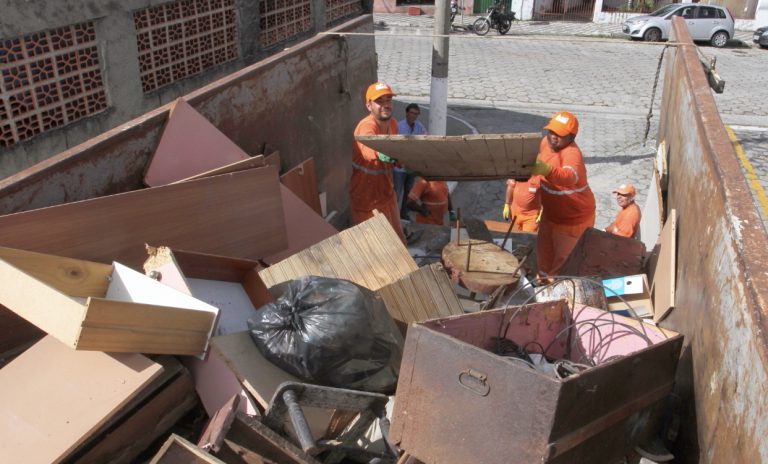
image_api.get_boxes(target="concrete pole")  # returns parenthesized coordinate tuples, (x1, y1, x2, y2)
(429, 0, 450, 136)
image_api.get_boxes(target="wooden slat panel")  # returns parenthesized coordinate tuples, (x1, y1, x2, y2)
(377, 264, 463, 325)
(0, 167, 287, 269)
(0, 336, 163, 463)
(259, 213, 418, 290)
(280, 158, 322, 215)
(356, 133, 541, 180)
(144, 98, 250, 187)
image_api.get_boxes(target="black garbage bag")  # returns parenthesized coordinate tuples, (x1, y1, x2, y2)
(248, 276, 404, 393)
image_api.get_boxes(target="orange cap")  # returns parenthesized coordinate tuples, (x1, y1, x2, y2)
(544, 111, 579, 137)
(365, 82, 396, 102)
(613, 183, 636, 196)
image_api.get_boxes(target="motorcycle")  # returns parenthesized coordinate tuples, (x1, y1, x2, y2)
(473, 1, 516, 36)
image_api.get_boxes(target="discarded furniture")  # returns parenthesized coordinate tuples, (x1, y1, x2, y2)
(0, 247, 219, 355)
(648, 209, 677, 322)
(355, 133, 540, 180)
(390, 301, 683, 464)
(442, 240, 521, 295)
(558, 227, 646, 279)
(280, 157, 323, 215)
(150, 433, 226, 464)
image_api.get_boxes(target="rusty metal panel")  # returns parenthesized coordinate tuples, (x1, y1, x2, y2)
(656, 17, 768, 463)
(391, 303, 683, 464)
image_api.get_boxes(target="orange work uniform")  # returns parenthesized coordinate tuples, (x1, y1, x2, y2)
(350, 115, 406, 244)
(536, 137, 596, 277)
(606, 202, 641, 238)
(408, 178, 450, 225)
(505, 179, 542, 232)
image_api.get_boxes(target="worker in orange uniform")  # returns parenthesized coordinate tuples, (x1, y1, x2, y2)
(406, 177, 454, 225)
(502, 178, 542, 232)
(530, 111, 596, 279)
(350, 82, 407, 244)
(605, 183, 641, 238)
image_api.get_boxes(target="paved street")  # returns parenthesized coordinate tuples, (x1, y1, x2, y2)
(373, 16, 768, 230)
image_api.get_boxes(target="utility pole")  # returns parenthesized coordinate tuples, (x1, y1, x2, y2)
(429, 0, 450, 136)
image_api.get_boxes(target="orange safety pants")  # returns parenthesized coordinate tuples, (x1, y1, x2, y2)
(351, 195, 407, 245)
(511, 212, 540, 233)
(536, 214, 595, 277)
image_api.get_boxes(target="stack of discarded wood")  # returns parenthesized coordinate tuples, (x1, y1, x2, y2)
(0, 98, 683, 464)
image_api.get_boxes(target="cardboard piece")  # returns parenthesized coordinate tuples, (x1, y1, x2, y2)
(280, 157, 322, 215)
(144, 98, 250, 187)
(650, 209, 677, 322)
(602, 274, 654, 318)
(558, 227, 646, 279)
(639, 168, 663, 252)
(355, 133, 540, 180)
(149, 434, 226, 464)
(0, 336, 163, 463)
(0, 247, 219, 356)
(0, 167, 288, 269)
(260, 212, 418, 290)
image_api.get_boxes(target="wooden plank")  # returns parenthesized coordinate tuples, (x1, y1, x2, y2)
(176, 155, 266, 183)
(0, 336, 163, 463)
(150, 434, 226, 464)
(145, 245, 263, 283)
(211, 331, 331, 439)
(0, 306, 43, 361)
(144, 98, 250, 187)
(218, 413, 319, 464)
(264, 150, 281, 169)
(355, 133, 540, 180)
(67, 357, 198, 464)
(377, 264, 463, 326)
(0, 167, 288, 269)
(280, 158, 322, 215)
(260, 212, 417, 290)
(263, 185, 337, 265)
(639, 168, 663, 252)
(652, 209, 677, 322)
(558, 227, 646, 279)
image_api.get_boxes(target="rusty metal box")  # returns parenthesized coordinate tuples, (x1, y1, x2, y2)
(390, 300, 683, 464)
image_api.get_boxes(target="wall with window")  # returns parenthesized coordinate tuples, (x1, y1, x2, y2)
(0, 0, 366, 178)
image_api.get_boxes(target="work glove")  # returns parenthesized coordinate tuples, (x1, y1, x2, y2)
(531, 160, 552, 176)
(377, 151, 395, 164)
(418, 205, 430, 217)
(502, 204, 511, 221)
(449, 210, 457, 222)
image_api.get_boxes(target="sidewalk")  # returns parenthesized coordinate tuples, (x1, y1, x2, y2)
(373, 12, 755, 42)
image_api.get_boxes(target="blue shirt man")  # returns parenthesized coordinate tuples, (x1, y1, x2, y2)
(395, 103, 427, 219)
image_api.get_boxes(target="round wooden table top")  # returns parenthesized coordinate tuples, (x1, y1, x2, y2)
(442, 240, 520, 295)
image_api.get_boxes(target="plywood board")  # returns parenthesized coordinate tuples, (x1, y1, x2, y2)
(176, 155, 266, 183)
(211, 332, 331, 439)
(639, 168, 663, 252)
(355, 133, 540, 180)
(0, 336, 163, 463)
(558, 227, 646, 279)
(264, 185, 337, 264)
(280, 158, 322, 215)
(260, 212, 418, 290)
(144, 98, 250, 187)
(0, 167, 287, 269)
(377, 264, 464, 326)
(652, 209, 677, 322)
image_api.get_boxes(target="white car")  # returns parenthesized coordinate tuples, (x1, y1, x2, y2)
(622, 3, 735, 47)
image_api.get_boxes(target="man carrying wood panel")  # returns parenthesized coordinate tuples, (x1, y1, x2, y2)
(529, 111, 596, 279)
(350, 82, 407, 244)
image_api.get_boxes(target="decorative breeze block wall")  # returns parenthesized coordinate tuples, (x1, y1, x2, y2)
(0, 22, 108, 148)
(259, 0, 313, 48)
(325, 0, 363, 26)
(134, 0, 240, 93)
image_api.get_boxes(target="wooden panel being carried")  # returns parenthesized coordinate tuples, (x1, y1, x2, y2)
(0, 167, 287, 269)
(0, 336, 163, 463)
(259, 212, 418, 290)
(355, 133, 541, 180)
(0, 247, 219, 355)
(144, 98, 251, 187)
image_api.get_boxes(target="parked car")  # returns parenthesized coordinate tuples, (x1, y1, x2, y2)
(622, 3, 735, 47)
(754, 26, 768, 48)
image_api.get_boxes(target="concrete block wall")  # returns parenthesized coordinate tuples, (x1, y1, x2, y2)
(0, 0, 366, 178)
(657, 17, 768, 463)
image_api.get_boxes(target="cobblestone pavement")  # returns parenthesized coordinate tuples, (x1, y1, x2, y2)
(373, 15, 768, 230)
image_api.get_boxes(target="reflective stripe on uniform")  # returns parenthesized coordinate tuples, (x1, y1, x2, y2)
(352, 161, 387, 175)
(563, 165, 579, 183)
(541, 183, 589, 196)
(423, 200, 448, 206)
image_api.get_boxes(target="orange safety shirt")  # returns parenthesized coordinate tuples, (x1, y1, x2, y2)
(536, 137, 595, 225)
(350, 115, 398, 213)
(408, 178, 449, 225)
(506, 179, 541, 216)
(606, 202, 641, 238)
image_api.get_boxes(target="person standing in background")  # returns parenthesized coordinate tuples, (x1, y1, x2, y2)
(396, 103, 427, 219)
